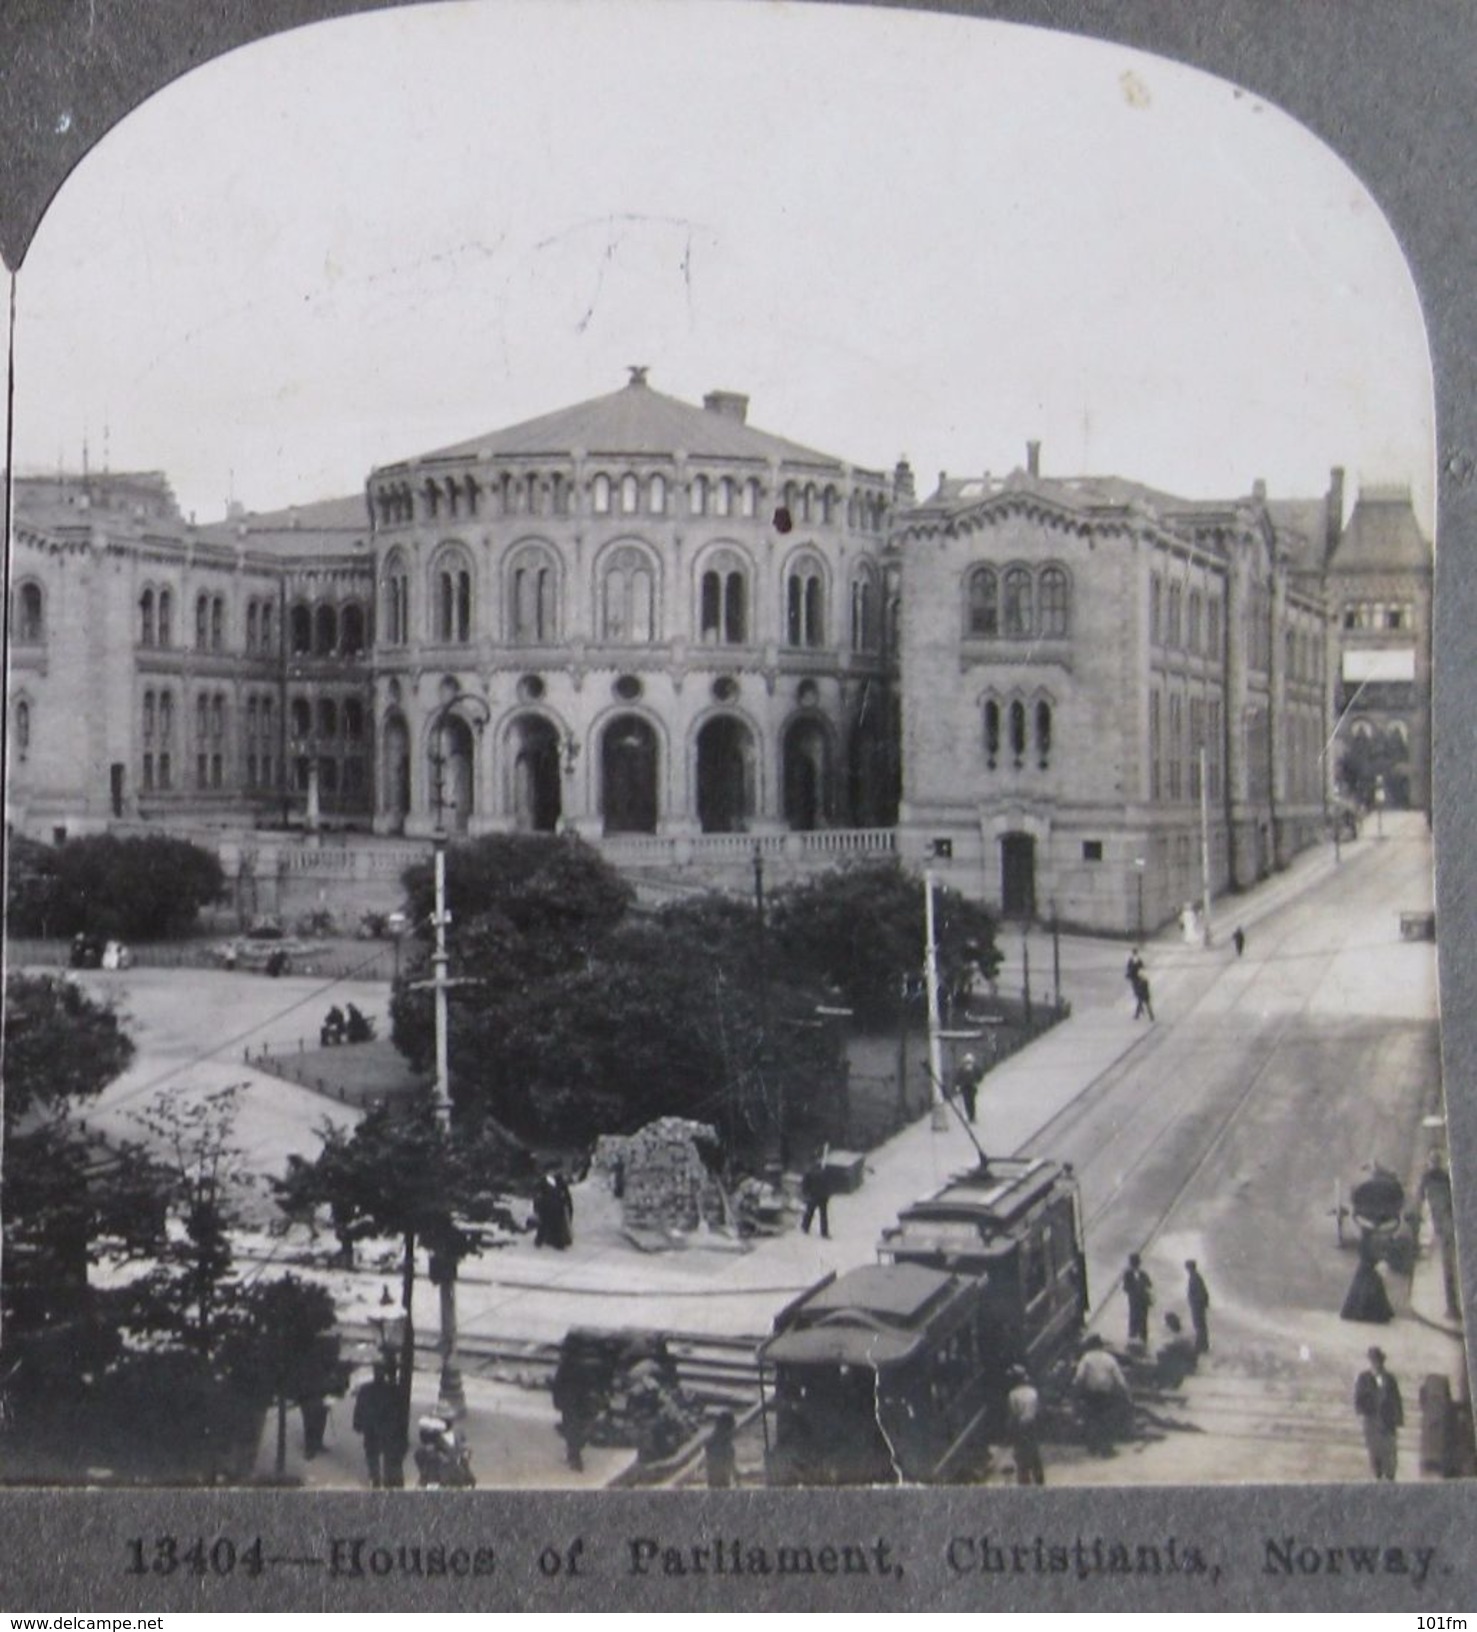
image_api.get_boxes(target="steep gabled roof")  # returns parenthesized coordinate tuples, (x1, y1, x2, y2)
(374, 373, 849, 473)
(1329, 487, 1432, 574)
(196, 493, 372, 558)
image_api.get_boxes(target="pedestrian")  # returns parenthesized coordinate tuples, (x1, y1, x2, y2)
(1354, 1346, 1404, 1480)
(1341, 1233, 1395, 1324)
(705, 1410, 738, 1488)
(953, 1051, 980, 1124)
(800, 1158, 831, 1238)
(551, 1346, 603, 1473)
(352, 1362, 406, 1489)
(414, 1413, 475, 1488)
(1185, 1259, 1211, 1353)
(1122, 1253, 1154, 1346)
(1132, 971, 1155, 1021)
(555, 1171, 575, 1238)
(1005, 1364, 1045, 1485)
(534, 1172, 572, 1249)
(1420, 1149, 1461, 1320)
(1232, 926, 1246, 958)
(1125, 949, 1144, 999)
(299, 1395, 330, 1459)
(1072, 1335, 1132, 1456)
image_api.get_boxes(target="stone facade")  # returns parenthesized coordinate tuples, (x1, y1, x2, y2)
(891, 458, 1335, 933)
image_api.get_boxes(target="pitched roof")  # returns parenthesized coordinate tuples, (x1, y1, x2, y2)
(1328, 487, 1432, 574)
(196, 493, 372, 558)
(375, 373, 850, 473)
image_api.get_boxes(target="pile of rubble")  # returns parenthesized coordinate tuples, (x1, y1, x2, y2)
(592, 1118, 730, 1241)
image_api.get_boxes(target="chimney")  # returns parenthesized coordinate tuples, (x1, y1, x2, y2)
(1026, 440, 1041, 478)
(893, 457, 916, 504)
(703, 390, 749, 424)
(1326, 466, 1346, 563)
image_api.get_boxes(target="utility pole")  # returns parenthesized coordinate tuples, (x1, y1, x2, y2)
(753, 844, 782, 1165)
(1199, 745, 1214, 948)
(923, 870, 947, 1130)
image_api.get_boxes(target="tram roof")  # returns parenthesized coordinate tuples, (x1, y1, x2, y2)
(898, 1156, 1068, 1230)
(762, 1263, 968, 1369)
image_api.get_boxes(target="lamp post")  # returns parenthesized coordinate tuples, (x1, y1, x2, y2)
(424, 686, 490, 1419)
(752, 843, 784, 1165)
(1374, 775, 1386, 840)
(1133, 856, 1146, 942)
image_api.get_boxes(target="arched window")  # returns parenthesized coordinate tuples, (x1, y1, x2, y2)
(984, 700, 1000, 768)
(291, 697, 312, 739)
(1039, 568, 1070, 638)
(592, 473, 612, 515)
(196, 694, 209, 743)
(344, 699, 365, 739)
(1188, 591, 1203, 653)
(786, 557, 825, 648)
(743, 479, 761, 519)
(510, 548, 558, 643)
(319, 699, 338, 738)
(1036, 700, 1053, 767)
(1167, 583, 1183, 647)
(601, 545, 657, 643)
(851, 573, 878, 651)
(691, 475, 709, 517)
(714, 478, 733, 518)
(620, 474, 640, 515)
(246, 600, 259, 653)
(1009, 699, 1028, 765)
(158, 589, 173, 648)
(290, 603, 312, 655)
(315, 602, 339, 656)
(434, 550, 473, 643)
(699, 549, 749, 644)
(16, 583, 46, 644)
(1003, 569, 1033, 638)
(648, 474, 667, 515)
(822, 487, 838, 525)
(967, 568, 998, 637)
(383, 553, 409, 645)
(341, 602, 366, 656)
(211, 694, 226, 740)
(14, 698, 30, 760)
(143, 691, 157, 742)
(140, 589, 156, 647)
(211, 596, 225, 652)
(196, 594, 211, 651)
(1150, 575, 1163, 644)
(159, 692, 174, 743)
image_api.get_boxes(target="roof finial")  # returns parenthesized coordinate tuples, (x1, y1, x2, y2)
(627, 365, 649, 387)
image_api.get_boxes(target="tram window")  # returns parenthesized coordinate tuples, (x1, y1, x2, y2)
(1022, 1236, 1050, 1305)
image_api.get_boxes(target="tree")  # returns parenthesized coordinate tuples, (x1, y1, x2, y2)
(768, 861, 1000, 1026)
(219, 1276, 349, 1481)
(273, 1103, 526, 1441)
(2, 972, 135, 1120)
(1339, 726, 1411, 810)
(7, 834, 226, 940)
(5, 835, 62, 938)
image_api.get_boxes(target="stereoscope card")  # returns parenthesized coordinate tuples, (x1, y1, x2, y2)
(0, 0, 1474, 1614)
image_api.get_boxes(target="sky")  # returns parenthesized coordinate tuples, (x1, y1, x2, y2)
(9, 0, 1436, 533)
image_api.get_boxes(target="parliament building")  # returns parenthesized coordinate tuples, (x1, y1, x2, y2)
(5, 372, 1431, 933)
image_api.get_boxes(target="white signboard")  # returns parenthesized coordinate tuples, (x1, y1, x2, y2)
(1343, 647, 1416, 682)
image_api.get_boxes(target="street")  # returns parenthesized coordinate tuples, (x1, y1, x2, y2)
(38, 815, 1461, 1488)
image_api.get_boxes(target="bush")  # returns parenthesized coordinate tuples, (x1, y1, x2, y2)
(8, 834, 225, 940)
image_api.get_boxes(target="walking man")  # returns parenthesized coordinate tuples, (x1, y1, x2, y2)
(1005, 1364, 1045, 1485)
(352, 1362, 405, 1489)
(1232, 926, 1246, 958)
(1123, 1253, 1154, 1346)
(1354, 1346, 1404, 1480)
(1132, 971, 1155, 1021)
(1125, 949, 1144, 1002)
(1185, 1259, 1211, 1353)
(800, 1158, 831, 1238)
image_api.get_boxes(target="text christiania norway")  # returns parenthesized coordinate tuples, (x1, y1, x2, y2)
(946, 1535, 1220, 1583)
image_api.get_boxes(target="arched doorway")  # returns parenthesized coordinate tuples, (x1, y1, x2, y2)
(431, 715, 475, 835)
(783, 719, 830, 831)
(1000, 832, 1036, 920)
(602, 714, 658, 835)
(510, 714, 562, 833)
(382, 713, 410, 834)
(696, 715, 754, 834)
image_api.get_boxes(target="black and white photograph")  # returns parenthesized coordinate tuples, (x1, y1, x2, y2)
(1, 0, 1474, 1612)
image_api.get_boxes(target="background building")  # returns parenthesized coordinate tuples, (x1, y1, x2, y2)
(5, 389, 1431, 937)
(891, 449, 1337, 933)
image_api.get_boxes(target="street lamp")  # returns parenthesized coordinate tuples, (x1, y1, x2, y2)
(424, 686, 491, 1419)
(1133, 856, 1146, 941)
(1374, 774, 1387, 841)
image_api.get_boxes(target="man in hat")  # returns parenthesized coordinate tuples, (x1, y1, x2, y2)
(1185, 1260, 1211, 1354)
(1354, 1346, 1404, 1480)
(1123, 1253, 1154, 1346)
(1005, 1364, 1044, 1485)
(953, 1052, 980, 1124)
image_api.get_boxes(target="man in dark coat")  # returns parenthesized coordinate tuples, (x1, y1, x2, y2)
(352, 1363, 406, 1489)
(1123, 1253, 1153, 1345)
(1185, 1259, 1211, 1353)
(800, 1159, 831, 1238)
(953, 1052, 980, 1123)
(1354, 1346, 1404, 1480)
